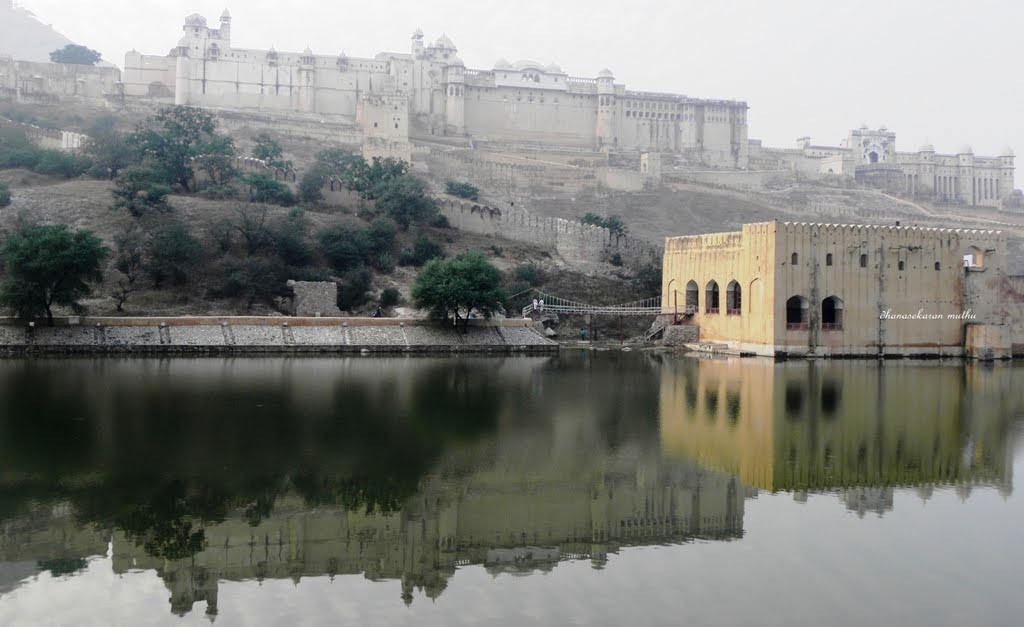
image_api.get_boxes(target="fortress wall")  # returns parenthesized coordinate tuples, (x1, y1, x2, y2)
(597, 167, 645, 191)
(0, 117, 87, 152)
(666, 169, 791, 189)
(426, 150, 597, 204)
(439, 199, 661, 269)
(0, 57, 121, 105)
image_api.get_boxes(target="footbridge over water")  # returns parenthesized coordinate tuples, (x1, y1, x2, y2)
(521, 291, 663, 317)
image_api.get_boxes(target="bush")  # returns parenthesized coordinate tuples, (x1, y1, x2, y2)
(212, 256, 287, 309)
(375, 252, 396, 274)
(337, 268, 373, 311)
(429, 213, 451, 229)
(112, 166, 173, 217)
(445, 181, 480, 200)
(380, 287, 400, 308)
(609, 252, 624, 267)
(373, 175, 439, 227)
(33, 150, 91, 178)
(0, 182, 10, 208)
(513, 263, 543, 286)
(319, 222, 370, 272)
(144, 220, 203, 287)
(581, 212, 628, 236)
(242, 173, 295, 206)
(268, 208, 312, 267)
(367, 217, 397, 255)
(251, 133, 292, 170)
(398, 236, 443, 267)
(298, 167, 325, 204)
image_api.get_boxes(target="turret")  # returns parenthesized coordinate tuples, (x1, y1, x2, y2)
(999, 146, 1015, 199)
(219, 8, 231, 41)
(444, 56, 466, 135)
(298, 47, 316, 113)
(595, 69, 616, 150)
(411, 27, 424, 57)
(174, 36, 191, 105)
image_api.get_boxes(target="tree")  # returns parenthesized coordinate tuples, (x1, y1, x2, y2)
(83, 116, 135, 179)
(111, 228, 143, 312)
(251, 133, 292, 170)
(319, 222, 370, 272)
(213, 256, 287, 310)
(0, 224, 109, 326)
(445, 181, 480, 201)
(581, 212, 628, 235)
(49, 44, 102, 66)
(268, 208, 312, 266)
(0, 181, 10, 208)
(112, 166, 173, 217)
(143, 220, 203, 287)
(242, 173, 295, 205)
(374, 175, 439, 228)
(412, 250, 506, 333)
(130, 106, 220, 192)
(192, 134, 238, 187)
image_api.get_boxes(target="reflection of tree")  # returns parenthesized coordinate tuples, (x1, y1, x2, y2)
(37, 558, 88, 577)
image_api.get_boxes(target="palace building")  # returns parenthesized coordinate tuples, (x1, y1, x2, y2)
(661, 221, 1015, 358)
(121, 10, 750, 167)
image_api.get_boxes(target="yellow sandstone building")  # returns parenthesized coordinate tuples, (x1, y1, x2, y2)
(661, 221, 1013, 358)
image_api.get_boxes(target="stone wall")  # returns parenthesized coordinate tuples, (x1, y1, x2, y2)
(439, 199, 661, 270)
(285, 281, 342, 317)
(662, 324, 699, 347)
(0, 116, 89, 152)
(0, 317, 556, 354)
(0, 57, 121, 106)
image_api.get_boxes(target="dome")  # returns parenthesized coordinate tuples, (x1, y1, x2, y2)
(220, 8, 231, 20)
(1000, 145, 1014, 156)
(434, 34, 456, 50)
(448, 56, 465, 67)
(338, 50, 347, 59)
(412, 27, 423, 39)
(958, 144, 973, 154)
(545, 63, 564, 74)
(919, 141, 934, 152)
(597, 68, 614, 79)
(184, 13, 207, 27)
(494, 58, 513, 70)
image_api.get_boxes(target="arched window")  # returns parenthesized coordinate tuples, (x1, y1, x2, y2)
(826, 253, 833, 266)
(934, 262, 941, 271)
(898, 260, 905, 271)
(822, 296, 843, 330)
(685, 280, 699, 313)
(705, 280, 720, 314)
(860, 254, 868, 268)
(791, 252, 799, 265)
(726, 280, 742, 315)
(786, 296, 809, 329)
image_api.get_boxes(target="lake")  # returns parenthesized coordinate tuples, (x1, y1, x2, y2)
(0, 354, 1022, 626)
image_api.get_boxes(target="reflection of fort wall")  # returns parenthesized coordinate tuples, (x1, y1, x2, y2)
(660, 358, 1018, 492)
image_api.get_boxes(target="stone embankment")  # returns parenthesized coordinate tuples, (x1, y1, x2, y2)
(0, 317, 557, 354)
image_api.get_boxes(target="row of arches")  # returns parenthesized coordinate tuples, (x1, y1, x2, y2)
(685, 280, 743, 315)
(786, 296, 844, 330)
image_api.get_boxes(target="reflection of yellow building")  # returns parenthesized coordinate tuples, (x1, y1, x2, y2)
(660, 357, 1018, 493)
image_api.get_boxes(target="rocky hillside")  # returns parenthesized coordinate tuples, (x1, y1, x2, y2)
(0, 1, 76, 63)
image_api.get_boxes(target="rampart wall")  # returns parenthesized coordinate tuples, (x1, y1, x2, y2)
(0, 57, 121, 106)
(0, 116, 88, 151)
(439, 198, 661, 269)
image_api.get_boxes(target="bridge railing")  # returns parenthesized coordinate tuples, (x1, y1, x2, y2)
(520, 291, 663, 317)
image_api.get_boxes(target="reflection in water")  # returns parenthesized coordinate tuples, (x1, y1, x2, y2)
(0, 354, 1021, 622)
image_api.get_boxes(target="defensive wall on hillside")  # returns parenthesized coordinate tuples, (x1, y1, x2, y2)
(0, 57, 121, 106)
(439, 199, 661, 270)
(0, 116, 88, 151)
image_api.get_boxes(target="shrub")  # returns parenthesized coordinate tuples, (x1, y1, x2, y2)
(33, 150, 91, 178)
(373, 175, 439, 228)
(367, 217, 397, 255)
(513, 263, 543, 287)
(242, 173, 295, 206)
(375, 252, 396, 274)
(268, 208, 312, 267)
(398, 236, 443, 267)
(429, 213, 451, 229)
(319, 222, 370, 272)
(581, 212, 628, 236)
(380, 287, 400, 308)
(609, 252, 624, 267)
(251, 133, 292, 170)
(112, 166, 173, 217)
(337, 268, 373, 311)
(445, 181, 480, 200)
(298, 167, 325, 204)
(0, 181, 10, 207)
(212, 256, 287, 309)
(144, 220, 203, 287)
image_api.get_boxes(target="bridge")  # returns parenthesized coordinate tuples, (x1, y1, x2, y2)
(521, 291, 665, 317)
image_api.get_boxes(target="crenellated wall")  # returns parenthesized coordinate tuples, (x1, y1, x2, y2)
(439, 198, 660, 269)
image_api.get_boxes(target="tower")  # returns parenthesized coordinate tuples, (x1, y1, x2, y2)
(298, 47, 316, 113)
(595, 68, 616, 150)
(411, 27, 424, 57)
(444, 57, 465, 135)
(999, 146, 1015, 202)
(958, 145, 975, 204)
(174, 36, 191, 106)
(219, 8, 231, 42)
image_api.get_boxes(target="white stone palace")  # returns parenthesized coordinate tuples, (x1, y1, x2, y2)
(122, 9, 750, 167)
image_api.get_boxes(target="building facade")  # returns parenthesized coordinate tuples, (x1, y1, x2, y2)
(122, 10, 750, 167)
(661, 221, 1013, 358)
(757, 126, 1016, 208)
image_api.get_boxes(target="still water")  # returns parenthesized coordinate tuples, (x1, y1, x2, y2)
(0, 354, 1022, 626)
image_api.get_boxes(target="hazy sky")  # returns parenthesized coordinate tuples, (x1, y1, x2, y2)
(16, 0, 1023, 160)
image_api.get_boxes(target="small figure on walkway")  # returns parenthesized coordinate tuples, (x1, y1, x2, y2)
(539, 299, 545, 312)
(373, 307, 383, 318)
(533, 298, 539, 313)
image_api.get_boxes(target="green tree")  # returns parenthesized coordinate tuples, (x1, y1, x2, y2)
(445, 181, 480, 200)
(360, 157, 411, 199)
(83, 116, 135, 179)
(111, 228, 143, 312)
(192, 134, 238, 187)
(0, 181, 10, 208)
(130, 106, 220, 192)
(0, 224, 109, 326)
(251, 133, 292, 170)
(49, 44, 102, 66)
(581, 212, 628, 236)
(143, 220, 203, 287)
(319, 222, 370, 272)
(412, 250, 506, 333)
(268, 208, 312, 266)
(213, 256, 287, 309)
(242, 173, 295, 205)
(112, 166, 173, 217)
(337, 268, 373, 311)
(374, 175, 439, 228)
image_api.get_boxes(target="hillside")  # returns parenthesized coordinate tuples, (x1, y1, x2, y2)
(0, 2, 76, 63)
